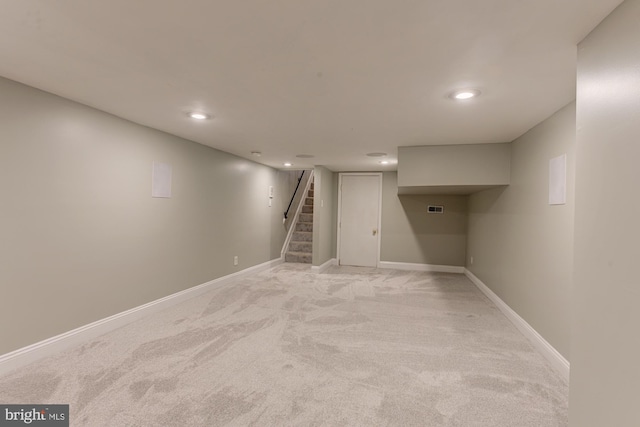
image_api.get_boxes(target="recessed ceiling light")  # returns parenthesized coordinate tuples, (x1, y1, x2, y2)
(296, 154, 315, 158)
(188, 112, 210, 120)
(251, 151, 262, 157)
(379, 160, 390, 165)
(366, 152, 387, 157)
(284, 162, 293, 167)
(450, 89, 481, 100)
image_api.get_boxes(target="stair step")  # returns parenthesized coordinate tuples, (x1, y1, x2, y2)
(295, 222, 313, 232)
(289, 241, 312, 253)
(292, 231, 313, 242)
(286, 179, 314, 264)
(299, 213, 313, 223)
(285, 251, 312, 264)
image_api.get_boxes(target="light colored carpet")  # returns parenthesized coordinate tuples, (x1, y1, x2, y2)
(0, 264, 568, 426)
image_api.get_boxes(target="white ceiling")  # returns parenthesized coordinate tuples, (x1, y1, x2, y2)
(0, 0, 622, 171)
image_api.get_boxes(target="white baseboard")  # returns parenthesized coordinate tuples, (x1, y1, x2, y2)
(378, 261, 465, 274)
(464, 269, 570, 382)
(0, 257, 284, 377)
(311, 258, 337, 273)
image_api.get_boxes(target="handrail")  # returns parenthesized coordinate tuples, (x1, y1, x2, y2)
(284, 170, 305, 219)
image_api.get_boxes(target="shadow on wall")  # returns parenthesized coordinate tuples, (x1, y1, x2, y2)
(398, 195, 468, 235)
(382, 193, 468, 266)
(467, 187, 508, 214)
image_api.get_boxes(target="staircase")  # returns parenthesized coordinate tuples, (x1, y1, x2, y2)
(285, 182, 314, 263)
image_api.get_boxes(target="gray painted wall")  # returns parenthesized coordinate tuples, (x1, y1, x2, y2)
(571, 1, 640, 425)
(466, 102, 576, 359)
(312, 166, 337, 266)
(0, 77, 287, 355)
(381, 172, 467, 266)
(398, 144, 511, 188)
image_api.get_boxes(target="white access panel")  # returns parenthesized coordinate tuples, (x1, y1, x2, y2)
(549, 154, 567, 205)
(152, 161, 172, 198)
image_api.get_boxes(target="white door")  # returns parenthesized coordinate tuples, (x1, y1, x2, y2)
(338, 174, 381, 267)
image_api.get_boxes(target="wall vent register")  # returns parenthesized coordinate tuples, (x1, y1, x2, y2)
(427, 205, 444, 214)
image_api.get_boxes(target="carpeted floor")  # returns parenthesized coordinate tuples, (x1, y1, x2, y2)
(0, 264, 568, 426)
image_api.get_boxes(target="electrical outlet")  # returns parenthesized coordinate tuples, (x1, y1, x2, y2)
(233, 256, 238, 266)
(470, 256, 474, 265)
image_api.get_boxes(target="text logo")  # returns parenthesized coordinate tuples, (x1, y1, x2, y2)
(0, 405, 68, 426)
